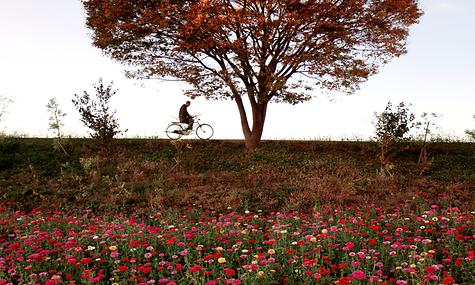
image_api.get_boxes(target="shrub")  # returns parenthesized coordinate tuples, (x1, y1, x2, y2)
(374, 101, 415, 175)
(466, 115, 475, 141)
(72, 79, 124, 142)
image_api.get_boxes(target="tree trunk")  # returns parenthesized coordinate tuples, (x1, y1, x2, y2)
(244, 119, 265, 150)
(234, 96, 267, 150)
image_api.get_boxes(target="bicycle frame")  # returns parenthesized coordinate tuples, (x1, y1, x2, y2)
(165, 116, 214, 140)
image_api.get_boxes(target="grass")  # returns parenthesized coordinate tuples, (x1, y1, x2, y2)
(0, 137, 474, 213)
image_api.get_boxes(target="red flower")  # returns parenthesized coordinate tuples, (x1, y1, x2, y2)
(138, 265, 151, 274)
(425, 265, 436, 274)
(368, 238, 377, 247)
(318, 267, 330, 276)
(442, 276, 455, 284)
(204, 254, 214, 260)
(81, 257, 92, 265)
(224, 268, 235, 276)
(166, 237, 178, 245)
(337, 277, 353, 285)
(369, 225, 381, 231)
(338, 263, 348, 270)
(118, 265, 129, 273)
(189, 265, 202, 273)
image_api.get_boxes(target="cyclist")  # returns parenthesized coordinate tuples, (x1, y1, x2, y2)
(179, 101, 194, 130)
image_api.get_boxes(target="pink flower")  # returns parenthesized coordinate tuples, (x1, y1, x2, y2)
(343, 241, 355, 251)
(110, 251, 119, 258)
(352, 269, 366, 280)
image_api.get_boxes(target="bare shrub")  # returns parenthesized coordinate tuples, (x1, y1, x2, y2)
(0, 94, 13, 132)
(466, 115, 475, 141)
(46, 97, 68, 153)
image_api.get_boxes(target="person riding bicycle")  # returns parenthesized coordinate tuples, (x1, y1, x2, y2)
(179, 101, 194, 130)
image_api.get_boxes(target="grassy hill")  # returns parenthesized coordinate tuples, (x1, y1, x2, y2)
(1, 137, 474, 212)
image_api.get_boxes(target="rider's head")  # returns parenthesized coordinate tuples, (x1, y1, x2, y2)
(185, 101, 191, 106)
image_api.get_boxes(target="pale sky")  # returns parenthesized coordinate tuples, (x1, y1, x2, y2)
(0, 0, 474, 140)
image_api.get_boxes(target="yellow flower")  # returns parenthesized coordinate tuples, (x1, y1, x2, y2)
(257, 271, 265, 278)
(267, 249, 276, 255)
(109, 245, 117, 251)
(310, 237, 317, 243)
(218, 257, 226, 264)
(321, 229, 328, 234)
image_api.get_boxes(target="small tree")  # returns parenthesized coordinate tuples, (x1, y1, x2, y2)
(374, 101, 415, 176)
(466, 115, 475, 141)
(0, 94, 13, 130)
(414, 112, 440, 166)
(72, 79, 124, 142)
(46, 97, 68, 153)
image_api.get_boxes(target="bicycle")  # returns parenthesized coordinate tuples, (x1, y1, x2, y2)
(165, 116, 214, 140)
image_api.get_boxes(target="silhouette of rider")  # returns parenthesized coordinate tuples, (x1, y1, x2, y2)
(179, 101, 193, 130)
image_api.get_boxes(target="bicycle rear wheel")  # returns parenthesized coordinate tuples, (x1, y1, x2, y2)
(166, 123, 184, 140)
(196, 124, 214, 140)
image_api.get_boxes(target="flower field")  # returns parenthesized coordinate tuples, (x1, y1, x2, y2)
(1, 193, 474, 285)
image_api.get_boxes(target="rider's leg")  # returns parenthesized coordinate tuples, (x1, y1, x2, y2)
(187, 118, 194, 130)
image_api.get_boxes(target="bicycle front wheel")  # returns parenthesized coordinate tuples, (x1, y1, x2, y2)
(166, 123, 184, 140)
(196, 124, 214, 140)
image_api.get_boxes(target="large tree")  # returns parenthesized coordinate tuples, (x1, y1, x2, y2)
(83, 0, 422, 149)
